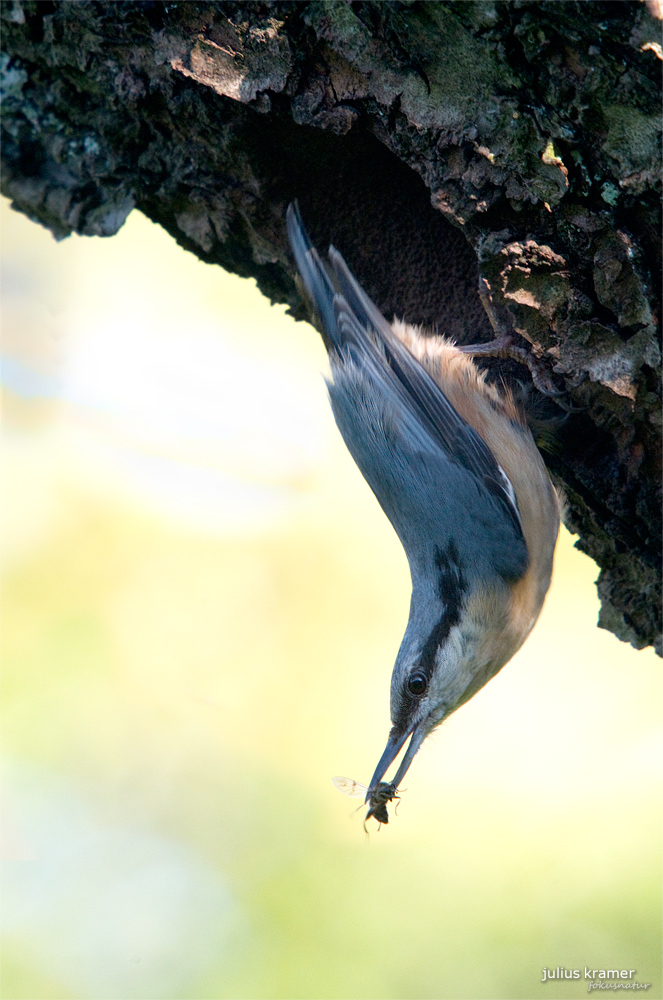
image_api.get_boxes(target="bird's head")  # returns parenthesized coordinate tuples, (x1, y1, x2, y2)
(367, 552, 516, 794)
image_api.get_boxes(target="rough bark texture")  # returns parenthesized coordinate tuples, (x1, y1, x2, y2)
(2, 1, 661, 653)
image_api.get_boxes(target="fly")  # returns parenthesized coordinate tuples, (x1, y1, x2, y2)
(332, 776, 401, 829)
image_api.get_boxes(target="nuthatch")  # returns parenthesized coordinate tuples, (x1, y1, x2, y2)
(287, 203, 561, 824)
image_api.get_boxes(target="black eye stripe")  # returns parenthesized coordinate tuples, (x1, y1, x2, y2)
(434, 540, 466, 612)
(394, 540, 467, 729)
(413, 541, 467, 676)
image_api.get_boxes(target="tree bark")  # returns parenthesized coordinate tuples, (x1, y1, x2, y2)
(2, 0, 661, 652)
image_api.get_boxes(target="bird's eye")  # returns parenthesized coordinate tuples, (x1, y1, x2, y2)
(407, 671, 428, 697)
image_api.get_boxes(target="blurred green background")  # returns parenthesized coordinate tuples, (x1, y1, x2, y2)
(1, 199, 661, 1000)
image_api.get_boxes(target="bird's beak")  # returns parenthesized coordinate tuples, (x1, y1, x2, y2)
(366, 721, 428, 801)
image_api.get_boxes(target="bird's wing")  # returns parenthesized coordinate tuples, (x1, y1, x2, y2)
(286, 203, 524, 540)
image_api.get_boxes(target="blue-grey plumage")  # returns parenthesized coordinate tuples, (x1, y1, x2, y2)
(286, 203, 561, 819)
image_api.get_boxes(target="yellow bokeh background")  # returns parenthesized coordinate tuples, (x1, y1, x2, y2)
(1, 200, 661, 1000)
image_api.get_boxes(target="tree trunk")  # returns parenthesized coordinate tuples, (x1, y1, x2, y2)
(2, 0, 661, 652)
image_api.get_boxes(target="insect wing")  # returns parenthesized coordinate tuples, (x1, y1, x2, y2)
(332, 776, 369, 799)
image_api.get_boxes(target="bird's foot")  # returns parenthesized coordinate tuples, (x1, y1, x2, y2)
(459, 277, 585, 412)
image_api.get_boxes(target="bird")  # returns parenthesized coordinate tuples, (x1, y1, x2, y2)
(286, 202, 562, 824)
